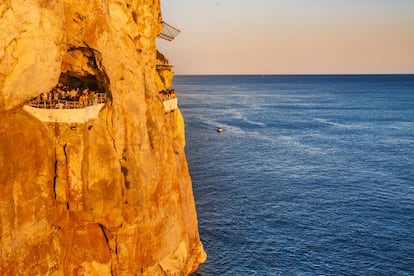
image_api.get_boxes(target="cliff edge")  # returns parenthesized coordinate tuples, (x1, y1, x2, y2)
(0, 0, 206, 275)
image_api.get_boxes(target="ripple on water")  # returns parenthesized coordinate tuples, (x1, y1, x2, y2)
(181, 75, 414, 275)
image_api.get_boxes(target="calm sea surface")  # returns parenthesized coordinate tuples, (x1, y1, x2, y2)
(175, 75, 414, 275)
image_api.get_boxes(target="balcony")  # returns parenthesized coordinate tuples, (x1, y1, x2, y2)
(157, 21, 180, 41)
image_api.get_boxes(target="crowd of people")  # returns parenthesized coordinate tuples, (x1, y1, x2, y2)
(29, 84, 175, 109)
(159, 88, 176, 101)
(29, 83, 105, 109)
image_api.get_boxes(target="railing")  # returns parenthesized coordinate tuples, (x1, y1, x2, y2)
(27, 93, 106, 109)
(156, 64, 173, 70)
(159, 89, 176, 101)
(157, 21, 181, 41)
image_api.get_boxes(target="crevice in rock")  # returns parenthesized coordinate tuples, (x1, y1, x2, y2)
(63, 143, 69, 210)
(112, 232, 120, 275)
(105, 119, 123, 196)
(120, 148, 131, 190)
(53, 148, 58, 201)
(63, 144, 68, 164)
(98, 223, 110, 245)
(121, 148, 127, 162)
(98, 223, 115, 275)
(120, 165, 130, 189)
(115, 231, 120, 265)
(105, 113, 118, 160)
(116, 157, 125, 197)
(132, 11, 138, 24)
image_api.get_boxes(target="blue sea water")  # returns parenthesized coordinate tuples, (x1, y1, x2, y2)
(175, 75, 414, 275)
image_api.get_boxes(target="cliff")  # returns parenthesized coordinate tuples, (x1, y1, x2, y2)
(0, 0, 206, 275)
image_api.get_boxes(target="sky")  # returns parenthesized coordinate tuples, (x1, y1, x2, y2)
(156, 0, 414, 75)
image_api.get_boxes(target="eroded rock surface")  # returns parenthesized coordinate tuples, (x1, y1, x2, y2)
(0, 0, 206, 274)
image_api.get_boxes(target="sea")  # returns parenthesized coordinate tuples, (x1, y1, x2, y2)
(174, 75, 414, 275)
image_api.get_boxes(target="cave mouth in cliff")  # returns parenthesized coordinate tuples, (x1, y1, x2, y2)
(59, 74, 100, 91)
(59, 47, 112, 100)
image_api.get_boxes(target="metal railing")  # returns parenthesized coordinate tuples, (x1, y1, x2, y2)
(159, 89, 176, 101)
(157, 21, 181, 41)
(156, 64, 173, 70)
(27, 93, 106, 109)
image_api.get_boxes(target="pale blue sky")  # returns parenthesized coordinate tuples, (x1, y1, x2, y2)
(157, 0, 414, 74)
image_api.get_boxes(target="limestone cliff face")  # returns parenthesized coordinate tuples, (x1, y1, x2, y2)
(0, 0, 205, 275)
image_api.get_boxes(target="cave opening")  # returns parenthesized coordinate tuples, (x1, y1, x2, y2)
(58, 47, 112, 100)
(25, 47, 111, 110)
(58, 74, 100, 92)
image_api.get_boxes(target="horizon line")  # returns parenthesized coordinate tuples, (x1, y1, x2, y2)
(174, 73, 414, 76)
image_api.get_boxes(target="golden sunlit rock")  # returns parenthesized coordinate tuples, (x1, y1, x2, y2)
(0, 0, 206, 274)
